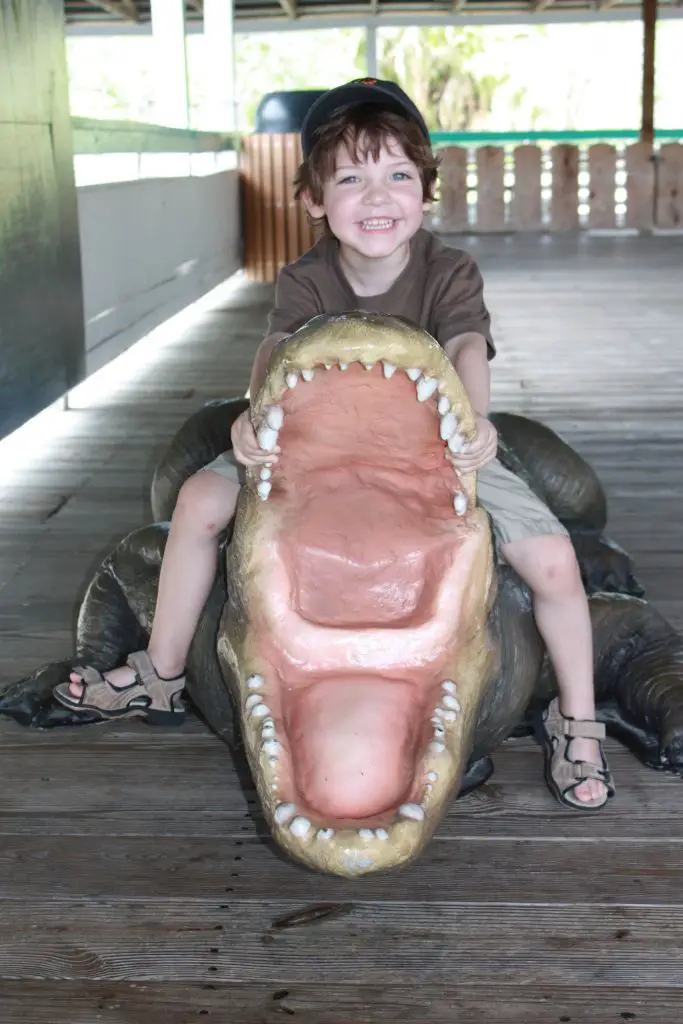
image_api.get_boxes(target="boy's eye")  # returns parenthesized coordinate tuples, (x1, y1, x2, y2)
(392, 171, 412, 181)
(337, 175, 359, 185)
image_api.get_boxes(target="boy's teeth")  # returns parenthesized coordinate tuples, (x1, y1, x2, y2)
(361, 218, 394, 230)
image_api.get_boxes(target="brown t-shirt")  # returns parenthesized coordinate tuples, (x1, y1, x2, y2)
(267, 228, 495, 359)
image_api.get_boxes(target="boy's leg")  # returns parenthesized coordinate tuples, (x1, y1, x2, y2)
(500, 533, 605, 803)
(67, 467, 240, 696)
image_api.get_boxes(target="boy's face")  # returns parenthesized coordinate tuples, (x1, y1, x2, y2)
(304, 135, 429, 260)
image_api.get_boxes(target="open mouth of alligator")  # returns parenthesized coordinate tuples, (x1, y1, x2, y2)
(225, 313, 495, 876)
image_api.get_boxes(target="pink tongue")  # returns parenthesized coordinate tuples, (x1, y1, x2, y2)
(288, 678, 419, 819)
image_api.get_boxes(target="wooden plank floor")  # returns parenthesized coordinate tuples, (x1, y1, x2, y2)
(0, 234, 682, 1022)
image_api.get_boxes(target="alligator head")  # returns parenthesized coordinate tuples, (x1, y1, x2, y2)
(219, 312, 497, 877)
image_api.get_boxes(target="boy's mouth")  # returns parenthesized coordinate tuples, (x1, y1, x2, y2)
(359, 217, 396, 232)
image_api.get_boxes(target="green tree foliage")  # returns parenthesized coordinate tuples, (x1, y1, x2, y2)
(376, 27, 510, 131)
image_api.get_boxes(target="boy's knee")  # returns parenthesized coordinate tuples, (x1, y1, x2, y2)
(505, 533, 581, 595)
(174, 470, 236, 535)
(533, 535, 581, 593)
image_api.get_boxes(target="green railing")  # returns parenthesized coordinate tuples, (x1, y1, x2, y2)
(430, 129, 683, 146)
(71, 117, 239, 154)
(70, 117, 683, 155)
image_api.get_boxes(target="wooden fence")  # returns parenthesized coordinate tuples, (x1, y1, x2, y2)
(241, 135, 683, 283)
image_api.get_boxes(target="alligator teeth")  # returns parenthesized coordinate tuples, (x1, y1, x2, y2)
(250, 702, 271, 719)
(261, 722, 276, 739)
(289, 816, 312, 837)
(453, 493, 467, 516)
(359, 828, 374, 840)
(448, 432, 466, 454)
(265, 405, 284, 429)
(262, 739, 281, 757)
(257, 481, 272, 501)
(257, 426, 278, 453)
(434, 707, 457, 723)
(301, 368, 315, 382)
(375, 828, 389, 840)
(399, 803, 425, 821)
(416, 377, 438, 402)
(440, 412, 458, 440)
(245, 694, 262, 711)
(426, 771, 438, 782)
(285, 372, 298, 388)
(247, 674, 263, 689)
(438, 395, 451, 415)
(274, 802, 296, 824)
(441, 680, 457, 695)
(339, 362, 348, 371)
(382, 361, 397, 378)
(316, 828, 334, 841)
(428, 741, 446, 755)
(442, 694, 461, 711)
(362, 362, 375, 371)
(259, 466, 272, 481)
(406, 367, 421, 381)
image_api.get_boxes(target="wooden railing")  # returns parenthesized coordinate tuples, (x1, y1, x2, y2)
(240, 133, 683, 283)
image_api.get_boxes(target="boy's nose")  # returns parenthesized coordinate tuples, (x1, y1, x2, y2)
(364, 185, 389, 204)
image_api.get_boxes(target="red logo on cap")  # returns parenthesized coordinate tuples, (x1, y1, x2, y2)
(360, 78, 377, 85)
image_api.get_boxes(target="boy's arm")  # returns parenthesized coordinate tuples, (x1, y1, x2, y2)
(443, 331, 490, 417)
(442, 331, 497, 472)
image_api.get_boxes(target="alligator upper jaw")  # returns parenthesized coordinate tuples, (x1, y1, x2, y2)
(224, 315, 495, 877)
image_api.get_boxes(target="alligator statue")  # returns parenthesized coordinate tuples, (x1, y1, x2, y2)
(1, 312, 682, 879)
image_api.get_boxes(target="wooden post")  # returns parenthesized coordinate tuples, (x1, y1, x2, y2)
(640, 0, 657, 145)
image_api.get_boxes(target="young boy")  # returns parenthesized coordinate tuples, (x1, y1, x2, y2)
(55, 79, 613, 811)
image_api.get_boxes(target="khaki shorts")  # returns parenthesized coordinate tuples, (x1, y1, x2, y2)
(202, 452, 566, 551)
(478, 457, 567, 549)
(202, 449, 246, 485)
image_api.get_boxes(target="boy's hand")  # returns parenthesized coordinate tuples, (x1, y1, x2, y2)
(231, 409, 280, 467)
(448, 413, 498, 473)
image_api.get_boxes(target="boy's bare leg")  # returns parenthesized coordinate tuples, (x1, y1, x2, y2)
(67, 471, 239, 695)
(500, 533, 606, 802)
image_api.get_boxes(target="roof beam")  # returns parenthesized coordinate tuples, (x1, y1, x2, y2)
(277, 0, 297, 16)
(88, 0, 140, 20)
(530, 0, 556, 10)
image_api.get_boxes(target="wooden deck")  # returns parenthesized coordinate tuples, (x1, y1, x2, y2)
(0, 234, 682, 1022)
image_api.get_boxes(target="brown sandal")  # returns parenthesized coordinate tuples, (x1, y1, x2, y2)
(535, 697, 615, 810)
(53, 651, 186, 726)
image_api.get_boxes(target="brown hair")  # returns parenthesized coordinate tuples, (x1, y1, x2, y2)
(294, 105, 440, 211)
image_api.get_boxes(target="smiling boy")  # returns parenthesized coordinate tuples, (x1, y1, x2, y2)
(55, 78, 614, 812)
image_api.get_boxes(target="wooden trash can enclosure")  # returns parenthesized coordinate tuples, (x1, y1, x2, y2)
(240, 135, 683, 283)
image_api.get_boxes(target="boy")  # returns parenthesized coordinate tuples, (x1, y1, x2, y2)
(55, 79, 613, 811)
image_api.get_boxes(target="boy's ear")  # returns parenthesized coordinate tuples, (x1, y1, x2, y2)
(301, 188, 325, 221)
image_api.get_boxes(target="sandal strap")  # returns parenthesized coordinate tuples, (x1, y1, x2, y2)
(127, 651, 185, 711)
(564, 718, 605, 740)
(568, 761, 610, 783)
(127, 651, 158, 687)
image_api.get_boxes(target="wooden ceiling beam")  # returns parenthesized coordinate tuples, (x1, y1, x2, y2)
(88, 0, 140, 20)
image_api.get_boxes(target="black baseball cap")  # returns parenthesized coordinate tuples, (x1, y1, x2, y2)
(300, 78, 431, 158)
